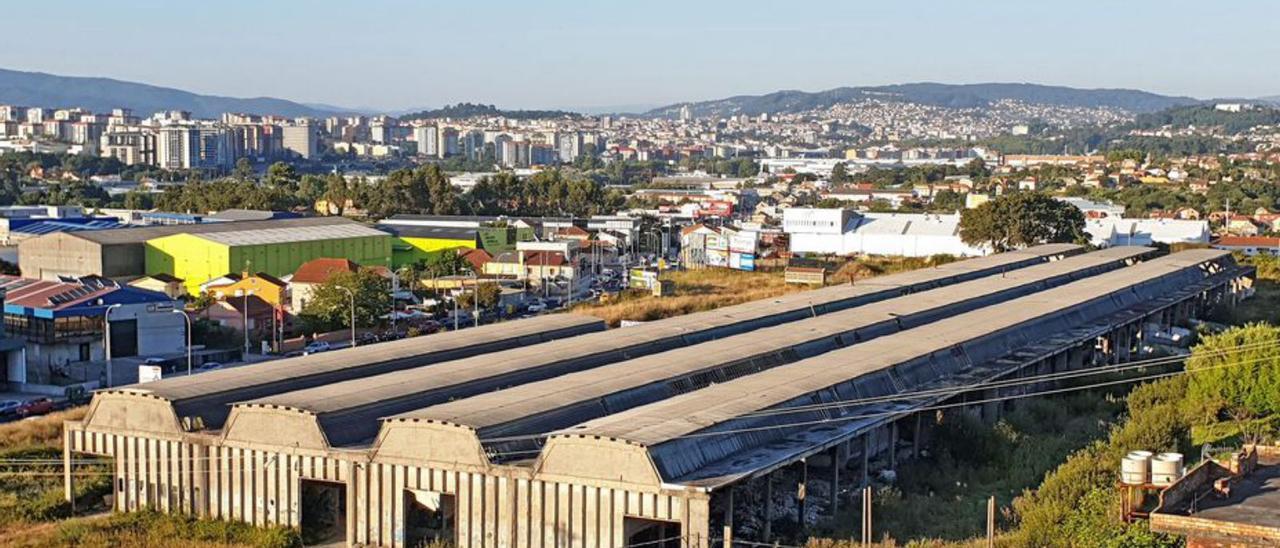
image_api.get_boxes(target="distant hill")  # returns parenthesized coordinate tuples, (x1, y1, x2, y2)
(0, 68, 347, 118)
(646, 82, 1201, 118)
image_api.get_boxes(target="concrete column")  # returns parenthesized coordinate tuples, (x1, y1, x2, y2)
(828, 446, 841, 517)
(797, 460, 808, 532)
(194, 444, 210, 517)
(889, 422, 898, 469)
(861, 434, 870, 487)
(63, 428, 74, 505)
(763, 474, 773, 542)
(912, 413, 922, 459)
(722, 487, 733, 548)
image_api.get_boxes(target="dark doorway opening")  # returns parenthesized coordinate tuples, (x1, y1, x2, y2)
(109, 319, 138, 358)
(624, 517, 682, 548)
(404, 489, 456, 546)
(300, 479, 346, 545)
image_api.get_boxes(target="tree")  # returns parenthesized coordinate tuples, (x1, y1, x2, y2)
(232, 158, 254, 182)
(455, 282, 500, 310)
(830, 162, 850, 184)
(1185, 323, 1280, 421)
(265, 162, 299, 190)
(959, 192, 1085, 252)
(298, 269, 391, 332)
(123, 190, 154, 210)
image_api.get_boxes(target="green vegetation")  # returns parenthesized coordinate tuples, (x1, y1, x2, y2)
(959, 192, 1086, 252)
(297, 268, 393, 332)
(5, 510, 299, 548)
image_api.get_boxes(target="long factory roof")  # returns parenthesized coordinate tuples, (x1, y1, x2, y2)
(58, 216, 368, 246)
(376, 246, 1153, 464)
(537, 249, 1245, 488)
(84, 314, 605, 434)
(218, 245, 1081, 449)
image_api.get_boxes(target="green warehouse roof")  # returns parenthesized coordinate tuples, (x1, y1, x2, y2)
(186, 223, 389, 246)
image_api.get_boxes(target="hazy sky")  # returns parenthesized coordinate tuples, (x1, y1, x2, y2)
(2, 0, 1278, 111)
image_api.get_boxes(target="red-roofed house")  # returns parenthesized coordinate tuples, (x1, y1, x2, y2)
(1212, 236, 1280, 256)
(289, 258, 361, 312)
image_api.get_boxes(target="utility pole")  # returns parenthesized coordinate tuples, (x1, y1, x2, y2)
(861, 485, 873, 546)
(102, 304, 121, 388)
(986, 496, 996, 548)
(336, 286, 355, 348)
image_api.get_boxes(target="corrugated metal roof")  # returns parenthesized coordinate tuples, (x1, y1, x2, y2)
(387, 247, 1152, 458)
(62, 216, 363, 246)
(548, 250, 1237, 483)
(221, 245, 1082, 447)
(112, 314, 604, 429)
(188, 223, 388, 246)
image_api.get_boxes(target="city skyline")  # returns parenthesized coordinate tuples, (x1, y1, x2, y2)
(2, 0, 1278, 112)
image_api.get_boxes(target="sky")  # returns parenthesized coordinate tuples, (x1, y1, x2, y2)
(2, 0, 1278, 112)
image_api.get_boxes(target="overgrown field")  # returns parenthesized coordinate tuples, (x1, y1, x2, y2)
(576, 255, 960, 326)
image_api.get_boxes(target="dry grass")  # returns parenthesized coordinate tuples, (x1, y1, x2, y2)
(573, 268, 800, 326)
(0, 407, 85, 453)
(574, 256, 962, 327)
(0, 510, 299, 548)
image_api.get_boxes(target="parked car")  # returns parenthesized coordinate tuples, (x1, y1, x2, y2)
(357, 332, 379, 346)
(15, 398, 55, 418)
(304, 341, 332, 354)
(525, 301, 547, 314)
(0, 400, 22, 417)
(282, 350, 305, 358)
(197, 361, 224, 372)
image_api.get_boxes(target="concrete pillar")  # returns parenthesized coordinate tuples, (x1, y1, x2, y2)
(889, 422, 898, 469)
(912, 413, 922, 459)
(722, 487, 733, 548)
(828, 446, 841, 517)
(861, 434, 870, 487)
(194, 444, 210, 518)
(763, 474, 773, 542)
(63, 429, 74, 505)
(797, 460, 808, 532)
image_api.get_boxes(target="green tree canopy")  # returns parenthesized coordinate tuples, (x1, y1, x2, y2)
(959, 192, 1085, 252)
(298, 269, 391, 331)
(1186, 323, 1280, 421)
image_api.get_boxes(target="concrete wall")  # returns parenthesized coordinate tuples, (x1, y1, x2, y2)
(18, 233, 104, 279)
(67, 427, 712, 548)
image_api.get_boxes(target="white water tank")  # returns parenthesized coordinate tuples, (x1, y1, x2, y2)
(1121, 450, 1153, 485)
(1151, 453, 1185, 486)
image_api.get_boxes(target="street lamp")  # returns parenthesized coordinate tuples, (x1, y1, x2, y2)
(234, 289, 254, 355)
(336, 286, 356, 348)
(102, 303, 122, 388)
(171, 309, 192, 376)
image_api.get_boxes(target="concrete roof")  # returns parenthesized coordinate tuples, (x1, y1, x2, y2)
(221, 245, 1082, 449)
(541, 249, 1237, 486)
(383, 247, 1153, 460)
(98, 314, 604, 431)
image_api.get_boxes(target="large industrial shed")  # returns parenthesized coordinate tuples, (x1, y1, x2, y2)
(18, 217, 379, 282)
(144, 222, 393, 293)
(61, 246, 1257, 548)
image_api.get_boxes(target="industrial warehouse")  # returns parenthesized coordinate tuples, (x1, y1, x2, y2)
(62, 246, 1254, 547)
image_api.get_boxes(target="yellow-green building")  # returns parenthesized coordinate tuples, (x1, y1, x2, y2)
(382, 225, 478, 268)
(145, 222, 392, 294)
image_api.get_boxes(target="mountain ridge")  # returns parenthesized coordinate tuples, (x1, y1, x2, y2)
(0, 68, 349, 119)
(645, 82, 1203, 118)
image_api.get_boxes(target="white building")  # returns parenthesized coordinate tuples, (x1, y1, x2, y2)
(1083, 218, 1210, 248)
(784, 208, 986, 257)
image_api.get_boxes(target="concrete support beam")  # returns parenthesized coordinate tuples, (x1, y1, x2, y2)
(797, 459, 808, 533)
(722, 487, 733, 548)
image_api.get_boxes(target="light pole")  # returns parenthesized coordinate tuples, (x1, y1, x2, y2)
(171, 309, 192, 376)
(234, 289, 254, 356)
(337, 286, 356, 348)
(102, 303, 122, 388)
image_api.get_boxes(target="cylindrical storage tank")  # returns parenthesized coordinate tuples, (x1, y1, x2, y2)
(1152, 453, 1185, 486)
(1121, 450, 1153, 485)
